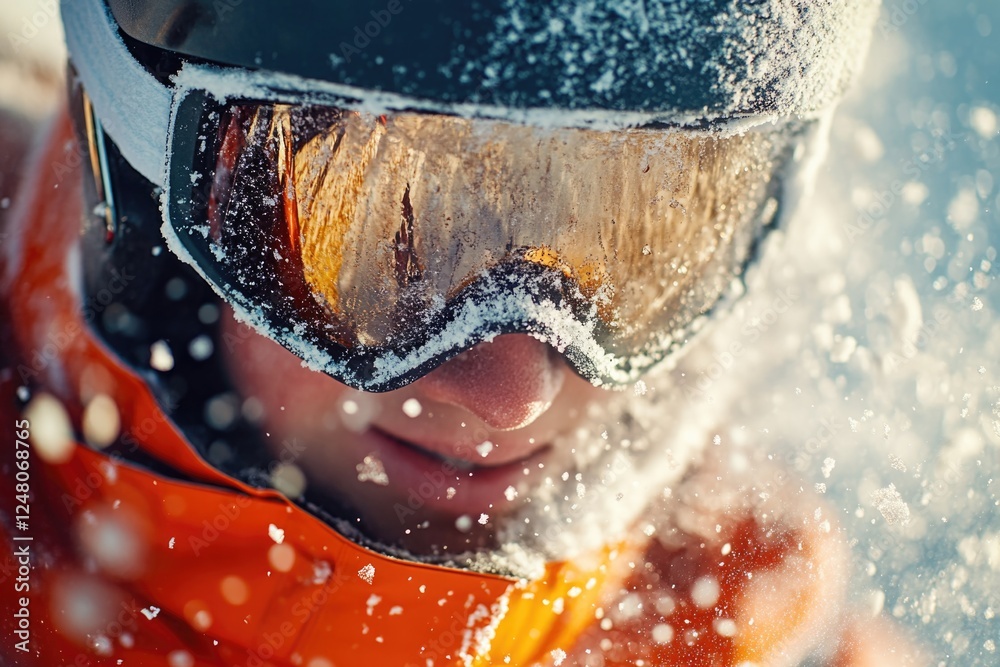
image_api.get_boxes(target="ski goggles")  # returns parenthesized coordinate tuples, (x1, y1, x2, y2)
(162, 92, 799, 391)
(64, 1, 806, 393)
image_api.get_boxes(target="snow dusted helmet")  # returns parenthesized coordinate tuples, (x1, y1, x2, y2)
(62, 0, 879, 396)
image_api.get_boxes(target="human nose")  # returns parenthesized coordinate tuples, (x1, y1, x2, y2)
(413, 334, 566, 431)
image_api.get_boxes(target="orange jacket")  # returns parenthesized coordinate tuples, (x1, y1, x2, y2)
(0, 109, 900, 667)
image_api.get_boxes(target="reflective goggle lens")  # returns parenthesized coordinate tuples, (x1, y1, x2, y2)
(167, 96, 792, 390)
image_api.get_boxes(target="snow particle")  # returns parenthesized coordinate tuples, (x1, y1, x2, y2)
(190, 608, 212, 631)
(312, 561, 332, 585)
(149, 340, 175, 371)
(188, 335, 214, 361)
(691, 576, 720, 609)
(220, 575, 249, 606)
(821, 457, 836, 479)
(268, 543, 296, 573)
(475, 441, 495, 457)
(713, 618, 738, 638)
(901, 181, 929, 206)
(829, 335, 857, 363)
(358, 563, 375, 584)
(82, 394, 120, 449)
(455, 515, 473, 532)
(402, 398, 423, 418)
(853, 124, 884, 162)
(141, 606, 161, 620)
(168, 650, 194, 667)
(871, 484, 910, 525)
(24, 393, 75, 464)
(616, 593, 643, 619)
(550, 648, 567, 665)
(92, 635, 113, 656)
(268, 523, 285, 544)
(271, 462, 308, 498)
(970, 106, 998, 139)
(654, 595, 676, 616)
(204, 394, 239, 430)
(948, 187, 979, 229)
(356, 454, 390, 486)
(652, 623, 675, 644)
(478, 513, 489, 525)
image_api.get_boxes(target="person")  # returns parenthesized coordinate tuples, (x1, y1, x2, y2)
(0, 0, 924, 665)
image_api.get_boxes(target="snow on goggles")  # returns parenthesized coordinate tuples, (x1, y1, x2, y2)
(163, 92, 796, 391)
(63, 1, 802, 392)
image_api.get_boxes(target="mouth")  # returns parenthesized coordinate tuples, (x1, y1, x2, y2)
(359, 426, 552, 517)
(372, 421, 551, 468)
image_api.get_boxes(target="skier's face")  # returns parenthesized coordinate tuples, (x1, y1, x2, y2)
(194, 107, 802, 563)
(221, 308, 612, 556)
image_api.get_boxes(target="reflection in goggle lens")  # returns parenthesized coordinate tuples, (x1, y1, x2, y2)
(172, 100, 792, 390)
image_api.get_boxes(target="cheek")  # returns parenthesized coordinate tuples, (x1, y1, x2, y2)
(219, 308, 352, 434)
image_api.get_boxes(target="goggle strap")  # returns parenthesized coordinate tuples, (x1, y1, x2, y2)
(63, 0, 172, 188)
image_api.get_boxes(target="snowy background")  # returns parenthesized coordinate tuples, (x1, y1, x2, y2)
(2, 1, 997, 664)
(679, 3, 999, 664)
